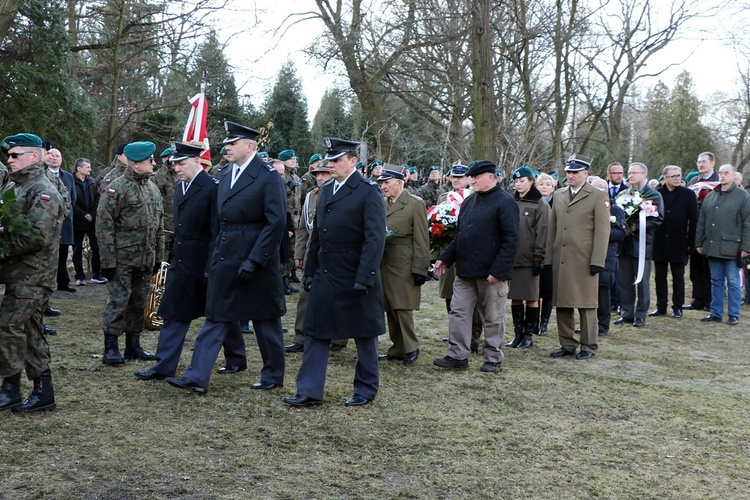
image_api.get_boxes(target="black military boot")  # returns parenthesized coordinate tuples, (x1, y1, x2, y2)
(538, 299, 553, 336)
(505, 304, 525, 348)
(103, 334, 125, 365)
(0, 372, 22, 411)
(283, 276, 299, 294)
(518, 306, 539, 349)
(124, 333, 156, 361)
(13, 371, 55, 413)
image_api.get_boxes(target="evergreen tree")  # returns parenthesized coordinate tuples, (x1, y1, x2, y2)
(263, 60, 312, 163)
(644, 72, 714, 173)
(188, 30, 244, 162)
(311, 88, 353, 153)
(0, 0, 96, 162)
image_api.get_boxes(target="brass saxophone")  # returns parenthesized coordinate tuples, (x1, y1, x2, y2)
(144, 261, 169, 330)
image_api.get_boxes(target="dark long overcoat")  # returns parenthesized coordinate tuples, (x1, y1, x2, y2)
(204, 154, 287, 322)
(652, 185, 698, 264)
(58, 169, 76, 245)
(303, 171, 386, 340)
(158, 169, 218, 322)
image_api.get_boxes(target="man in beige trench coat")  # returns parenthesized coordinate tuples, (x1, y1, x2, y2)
(377, 165, 430, 365)
(545, 154, 610, 360)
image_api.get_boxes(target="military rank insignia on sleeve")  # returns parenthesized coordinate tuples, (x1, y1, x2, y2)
(40, 194, 51, 201)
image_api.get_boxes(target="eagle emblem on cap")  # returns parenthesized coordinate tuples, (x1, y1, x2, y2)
(324, 138, 332, 149)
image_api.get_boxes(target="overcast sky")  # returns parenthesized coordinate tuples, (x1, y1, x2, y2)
(215, 0, 746, 122)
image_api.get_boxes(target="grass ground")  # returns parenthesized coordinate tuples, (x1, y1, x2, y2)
(1, 278, 749, 499)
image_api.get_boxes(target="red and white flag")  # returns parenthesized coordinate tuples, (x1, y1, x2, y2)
(182, 79, 211, 168)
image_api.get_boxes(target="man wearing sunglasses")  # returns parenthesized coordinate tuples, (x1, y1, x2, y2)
(0, 133, 66, 412)
(96, 142, 165, 365)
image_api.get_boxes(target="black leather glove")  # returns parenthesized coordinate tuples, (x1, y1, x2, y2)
(236, 260, 257, 283)
(101, 268, 116, 280)
(303, 276, 313, 292)
(532, 260, 544, 276)
(686, 246, 694, 256)
(353, 282, 368, 296)
(590, 265, 604, 275)
(413, 274, 427, 286)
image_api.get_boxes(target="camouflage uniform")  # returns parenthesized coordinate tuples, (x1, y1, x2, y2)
(97, 159, 127, 193)
(0, 162, 8, 188)
(405, 179, 420, 195)
(96, 166, 164, 341)
(0, 161, 65, 379)
(299, 171, 315, 205)
(415, 179, 443, 206)
(209, 160, 229, 178)
(151, 165, 178, 261)
(282, 169, 303, 277)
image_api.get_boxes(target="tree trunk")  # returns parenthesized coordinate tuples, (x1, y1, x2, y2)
(105, 0, 127, 161)
(471, 0, 496, 161)
(0, 0, 19, 42)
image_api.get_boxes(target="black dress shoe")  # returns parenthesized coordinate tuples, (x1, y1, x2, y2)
(241, 322, 254, 334)
(251, 381, 282, 390)
(378, 353, 403, 362)
(285, 342, 304, 353)
(57, 284, 76, 293)
(684, 303, 705, 311)
(403, 349, 419, 365)
(727, 316, 739, 325)
(218, 363, 247, 374)
(613, 317, 634, 325)
(166, 377, 206, 394)
(344, 394, 371, 407)
(648, 309, 666, 317)
(42, 322, 57, 336)
(575, 350, 594, 360)
(43, 306, 61, 317)
(329, 343, 346, 352)
(701, 315, 722, 323)
(134, 368, 168, 381)
(671, 309, 683, 318)
(283, 394, 323, 407)
(633, 318, 645, 328)
(551, 348, 574, 358)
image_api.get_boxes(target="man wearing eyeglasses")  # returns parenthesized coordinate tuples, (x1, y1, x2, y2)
(650, 166, 698, 319)
(0, 133, 65, 412)
(96, 142, 165, 365)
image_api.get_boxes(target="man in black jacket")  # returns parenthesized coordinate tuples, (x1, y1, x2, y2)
(433, 160, 519, 372)
(650, 166, 698, 319)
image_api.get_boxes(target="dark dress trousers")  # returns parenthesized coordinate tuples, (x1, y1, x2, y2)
(653, 185, 698, 312)
(72, 175, 102, 280)
(151, 170, 222, 377)
(183, 155, 287, 389)
(295, 171, 387, 401)
(57, 168, 77, 286)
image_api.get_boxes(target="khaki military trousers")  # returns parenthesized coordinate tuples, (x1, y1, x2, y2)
(446, 277, 508, 363)
(556, 307, 598, 353)
(385, 309, 418, 357)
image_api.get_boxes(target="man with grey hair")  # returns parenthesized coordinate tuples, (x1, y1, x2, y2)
(650, 166, 698, 319)
(614, 162, 663, 328)
(696, 164, 750, 325)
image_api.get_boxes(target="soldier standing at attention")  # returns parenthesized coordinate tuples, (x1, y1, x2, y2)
(0, 133, 65, 412)
(152, 146, 177, 262)
(279, 149, 302, 292)
(97, 142, 129, 191)
(96, 142, 164, 365)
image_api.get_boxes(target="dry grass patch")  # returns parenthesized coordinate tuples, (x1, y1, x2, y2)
(1, 280, 749, 498)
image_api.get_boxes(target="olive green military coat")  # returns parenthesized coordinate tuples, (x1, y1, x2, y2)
(381, 189, 430, 310)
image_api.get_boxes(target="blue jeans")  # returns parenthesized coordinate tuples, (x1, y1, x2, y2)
(708, 257, 742, 319)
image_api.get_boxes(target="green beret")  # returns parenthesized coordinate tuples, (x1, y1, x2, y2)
(309, 153, 323, 164)
(258, 151, 268, 159)
(220, 146, 227, 155)
(355, 161, 364, 170)
(278, 149, 295, 161)
(124, 141, 156, 162)
(1, 133, 43, 153)
(159, 147, 174, 158)
(409, 166, 417, 173)
(684, 171, 700, 182)
(429, 165, 441, 173)
(512, 166, 534, 179)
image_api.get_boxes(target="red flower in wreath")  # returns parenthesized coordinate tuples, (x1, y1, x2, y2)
(431, 223, 445, 236)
